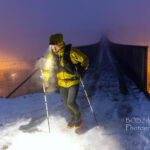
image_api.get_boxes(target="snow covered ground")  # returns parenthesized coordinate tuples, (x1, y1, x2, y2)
(1, 57, 150, 150)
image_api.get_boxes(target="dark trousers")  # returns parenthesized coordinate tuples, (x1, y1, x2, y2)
(59, 84, 80, 120)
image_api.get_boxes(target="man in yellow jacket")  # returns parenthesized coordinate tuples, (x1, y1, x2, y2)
(42, 33, 89, 128)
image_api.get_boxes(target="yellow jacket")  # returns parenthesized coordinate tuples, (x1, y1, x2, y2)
(43, 43, 89, 88)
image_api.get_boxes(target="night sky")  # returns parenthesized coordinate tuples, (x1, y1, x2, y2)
(0, 0, 150, 59)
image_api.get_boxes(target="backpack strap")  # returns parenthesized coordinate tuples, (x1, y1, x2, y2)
(62, 44, 76, 74)
(63, 44, 72, 64)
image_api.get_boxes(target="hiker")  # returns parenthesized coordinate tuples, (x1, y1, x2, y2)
(41, 33, 89, 128)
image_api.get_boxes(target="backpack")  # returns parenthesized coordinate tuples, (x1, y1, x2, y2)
(53, 44, 76, 75)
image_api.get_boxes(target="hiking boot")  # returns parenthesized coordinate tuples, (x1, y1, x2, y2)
(74, 119, 82, 128)
(67, 117, 75, 128)
(74, 113, 82, 128)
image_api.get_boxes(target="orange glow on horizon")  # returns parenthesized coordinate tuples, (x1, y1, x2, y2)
(0, 52, 34, 97)
(0, 52, 31, 71)
(147, 48, 150, 94)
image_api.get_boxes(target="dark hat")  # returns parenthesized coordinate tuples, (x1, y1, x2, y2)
(49, 33, 63, 45)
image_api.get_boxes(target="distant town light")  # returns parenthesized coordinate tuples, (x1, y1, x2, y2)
(11, 73, 17, 78)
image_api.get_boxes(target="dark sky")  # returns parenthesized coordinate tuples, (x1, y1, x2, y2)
(0, 0, 150, 59)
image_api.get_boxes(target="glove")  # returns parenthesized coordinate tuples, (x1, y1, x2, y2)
(40, 70, 50, 82)
(75, 63, 85, 78)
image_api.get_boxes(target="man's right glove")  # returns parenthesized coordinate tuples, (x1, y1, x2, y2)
(41, 70, 50, 82)
(75, 63, 85, 78)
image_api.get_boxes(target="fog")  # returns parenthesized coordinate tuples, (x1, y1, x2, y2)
(0, 0, 150, 59)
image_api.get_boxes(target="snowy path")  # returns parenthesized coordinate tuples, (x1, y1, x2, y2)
(1, 61, 150, 150)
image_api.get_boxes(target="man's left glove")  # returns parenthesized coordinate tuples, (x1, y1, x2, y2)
(75, 63, 85, 78)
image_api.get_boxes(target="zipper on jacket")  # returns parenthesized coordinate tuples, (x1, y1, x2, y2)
(61, 55, 67, 87)
(63, 71, 67, 87)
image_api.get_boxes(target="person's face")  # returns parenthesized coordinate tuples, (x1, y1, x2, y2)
(51, 44, 60, 53)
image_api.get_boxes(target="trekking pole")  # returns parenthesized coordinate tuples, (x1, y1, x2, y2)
(75, 66, 99, 127)
(80, 79, 99, 127)
(6, 68, 40, 98)
(41, 70, 50, 133)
